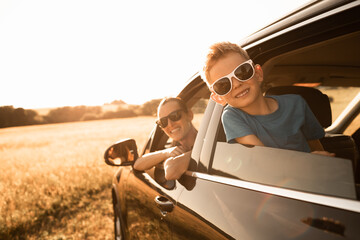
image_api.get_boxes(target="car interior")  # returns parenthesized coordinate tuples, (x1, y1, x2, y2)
(261, 31, 360, 190)
(261, 31, 360, 88)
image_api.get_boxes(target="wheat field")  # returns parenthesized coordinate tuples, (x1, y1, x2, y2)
(0, 117, 156, 240)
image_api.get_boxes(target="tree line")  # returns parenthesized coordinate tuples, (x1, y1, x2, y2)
(0, 99, 207, 129)
(0, 99, 160, 129)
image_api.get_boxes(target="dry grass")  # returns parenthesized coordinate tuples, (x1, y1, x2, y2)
(0, 117, 156, 240)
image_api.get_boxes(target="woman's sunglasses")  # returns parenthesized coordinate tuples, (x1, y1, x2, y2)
(210, 60, 255, 96)
(156, 109, 183, 128)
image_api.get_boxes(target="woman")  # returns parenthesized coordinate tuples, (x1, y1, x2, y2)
(134, 97, 197, 180)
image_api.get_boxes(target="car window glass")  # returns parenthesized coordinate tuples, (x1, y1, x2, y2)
(191, 98, 209, 130)
(210, 142, 357, 200)
(261, 31, 359, 136)
(347, 114, 360, 136)
(319, 87, 360, 135)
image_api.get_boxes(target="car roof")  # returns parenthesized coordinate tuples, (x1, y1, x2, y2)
(239, 0, 356, 47)
(182, 0, 359, 93)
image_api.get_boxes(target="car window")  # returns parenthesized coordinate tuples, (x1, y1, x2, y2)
(144, 81, 210, 187)
(191, 98, 209, 130)
(210, 141, 357, 200)
(319, 87, 360, 135)
(261, 31, 360, 137)
(208, 30, 360, 200)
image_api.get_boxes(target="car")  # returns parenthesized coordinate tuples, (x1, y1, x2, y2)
(104, 1, 360, 239)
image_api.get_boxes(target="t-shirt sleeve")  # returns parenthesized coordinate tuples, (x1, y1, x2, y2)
(300, 97, 325, 140)
(222, 107, 254, 143)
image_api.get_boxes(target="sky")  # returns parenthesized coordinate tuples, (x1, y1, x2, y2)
(0, 0, 310, 109)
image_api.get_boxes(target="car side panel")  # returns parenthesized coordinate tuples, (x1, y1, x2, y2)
(123, 171, 171, 239)
(113, 166, 131, 238)
(121, 168, 184, 240)
(173, 177, 360, 240)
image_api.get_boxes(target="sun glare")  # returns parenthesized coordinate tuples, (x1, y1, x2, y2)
(0, 0, 309, 109)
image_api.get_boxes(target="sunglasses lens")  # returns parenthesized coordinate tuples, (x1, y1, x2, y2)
(168, 110, 182, 122)
(213, 78, 231, 96)
(157, 117, 168, 128)
(157, 110, 183, 128)
(235, 63, 254, 81)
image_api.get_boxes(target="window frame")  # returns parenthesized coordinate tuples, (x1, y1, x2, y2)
(191, 102, 360, 211)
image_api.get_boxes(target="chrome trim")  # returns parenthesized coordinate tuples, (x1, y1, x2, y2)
(326, 91, 360, 133)
(186, 171, 360, 213)
(192, 99, 216, 161)
(200, 102, 224, 165)
(112, 182, 120, 203)
(243, 1, 360, 51)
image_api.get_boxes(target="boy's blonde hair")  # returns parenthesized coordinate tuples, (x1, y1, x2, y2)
(202, 42, 250, 85)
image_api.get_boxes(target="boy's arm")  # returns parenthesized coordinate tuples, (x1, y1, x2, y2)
(308, 139, 335, 157)
(235, 134, 265, 146)
(308, 139, 324, 151)
(235, 135, 335, 157)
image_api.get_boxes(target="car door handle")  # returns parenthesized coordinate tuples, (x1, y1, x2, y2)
(154, 196, 174, 216)
(302, 217, 345, 236)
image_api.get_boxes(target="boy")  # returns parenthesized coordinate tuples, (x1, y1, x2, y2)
(202, 42, 334, 155)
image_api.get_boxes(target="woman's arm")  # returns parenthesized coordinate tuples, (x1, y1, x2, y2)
(134, 150, 170, 171)
(164, 151, 192, 180)
(133, 146, 186, 171)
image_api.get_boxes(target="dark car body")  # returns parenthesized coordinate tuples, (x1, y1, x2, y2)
(105, 1, 360, 239)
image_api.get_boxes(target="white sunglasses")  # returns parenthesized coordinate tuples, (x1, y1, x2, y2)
(210, 60, 255, 96)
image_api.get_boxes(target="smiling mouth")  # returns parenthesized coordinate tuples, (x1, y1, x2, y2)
(235, 88, 249, 98)
(170, 127, 180, 134)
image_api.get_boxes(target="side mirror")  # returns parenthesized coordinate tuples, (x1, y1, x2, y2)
(104, 138, 138, 166)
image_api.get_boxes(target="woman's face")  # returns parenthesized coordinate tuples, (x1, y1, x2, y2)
(158, 101, 192, 142)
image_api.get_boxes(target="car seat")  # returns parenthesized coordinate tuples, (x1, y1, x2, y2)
(265, 86, 359, 183)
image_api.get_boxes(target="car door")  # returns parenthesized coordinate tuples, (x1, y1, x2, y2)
(120, 119, 183, 239)
(122, 79, 211, 239)
(172, 101, 360, 239)
(172, 2, 360, 239)
(165, 100, 232, 240)
(124, 167, 184, 239)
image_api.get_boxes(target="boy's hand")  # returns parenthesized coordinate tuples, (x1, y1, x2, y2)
(311, 151, 336, 157)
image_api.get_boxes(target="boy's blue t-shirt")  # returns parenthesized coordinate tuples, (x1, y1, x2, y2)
(222, 94, 325, 152)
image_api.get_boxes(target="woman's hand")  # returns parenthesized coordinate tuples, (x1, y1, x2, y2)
(166, 146, 187, 158)
(164, 151, 192, 180)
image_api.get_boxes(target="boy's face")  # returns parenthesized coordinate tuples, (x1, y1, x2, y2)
(208, 52, 263, 110)
(158, 101, 193, 142)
